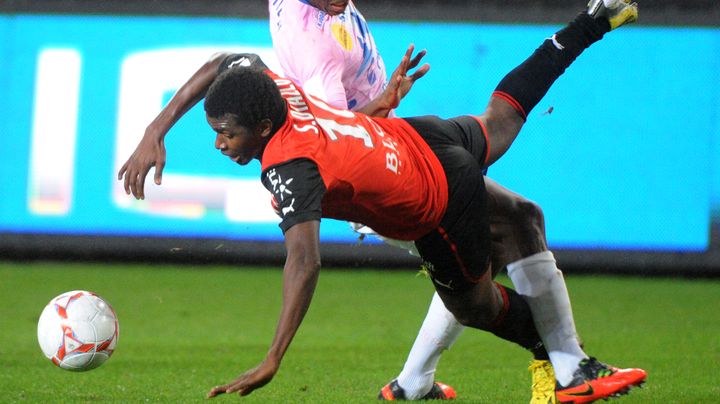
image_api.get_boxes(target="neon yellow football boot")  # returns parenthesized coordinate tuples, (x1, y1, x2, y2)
(587, 0, 638, 30)
(529, 359, 557, 404)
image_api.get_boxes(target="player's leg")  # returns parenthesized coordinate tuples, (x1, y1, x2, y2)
(350, 236, 462, 400)
(483, 159, 645, 401)
(353, 224, 463, 400)
(420, 232, 546, 361)
(414, 145, 547, 359)
(389, 293, 463, 400)
(480, 1, 638, 167)
(377, 141, 494, 401)
(409, 122, 654, 403)
(486, 180, 586, 366)
(477, 2, 645, 397)
(486, 178, 584, 403)
(485, 179, 559, 403)
(425, 156, 646, 403)
(486, 178, 548, 271)
(378, 291, 461, 400)
(423, 114, 578, 398)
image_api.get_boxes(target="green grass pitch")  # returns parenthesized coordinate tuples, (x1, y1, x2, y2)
(1, 261, 719, 403)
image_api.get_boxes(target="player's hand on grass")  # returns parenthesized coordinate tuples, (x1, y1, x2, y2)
(384, 44, 430, 109)
(117, 129, 167, 200)
(207, 358, 279, 398)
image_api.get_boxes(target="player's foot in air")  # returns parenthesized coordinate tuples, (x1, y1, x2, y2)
(529, 359, 557, 404)
(587, 0, 638, 30)
(555, 357, 647, 403)
(378, 380, 456, 400)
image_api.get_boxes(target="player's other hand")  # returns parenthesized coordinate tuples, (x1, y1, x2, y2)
(117, 128, 167, 200)
(385, 44, 430, 109)
(207, 359, 279, 398)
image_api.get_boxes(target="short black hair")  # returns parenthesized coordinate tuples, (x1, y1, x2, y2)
(204, 68, 286, 131)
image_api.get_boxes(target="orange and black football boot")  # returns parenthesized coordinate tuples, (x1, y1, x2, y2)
(556, 357, 647, 403)
(378, 380, 456, 401)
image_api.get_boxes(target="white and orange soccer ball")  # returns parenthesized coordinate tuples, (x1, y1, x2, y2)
(37, 290, 119, 371)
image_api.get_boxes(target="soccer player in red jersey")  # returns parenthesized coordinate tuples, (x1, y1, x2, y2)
(118, 0, 644, 402)
(119, 1, 646, 402)
(120, 0, 605, 401)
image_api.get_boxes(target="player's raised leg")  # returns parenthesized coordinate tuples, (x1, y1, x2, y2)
(481, 2, 645, 402)
(480, 0, 638, 167)
(380, 2, 642, 402)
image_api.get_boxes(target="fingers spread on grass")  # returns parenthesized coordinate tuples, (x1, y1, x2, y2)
(207, 385, 228, 398)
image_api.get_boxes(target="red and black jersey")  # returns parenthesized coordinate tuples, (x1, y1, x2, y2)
(260, 70, 448, 241)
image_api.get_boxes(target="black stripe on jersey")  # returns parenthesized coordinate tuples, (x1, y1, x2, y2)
(261, 158, 326, 233)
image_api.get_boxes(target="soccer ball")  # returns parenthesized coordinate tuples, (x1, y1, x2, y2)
(37, 290, 119, 371)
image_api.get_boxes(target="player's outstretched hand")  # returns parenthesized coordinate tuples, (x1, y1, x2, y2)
(207, 359, 279, 398)
(117, 130, 167, 200)
(386, 44, 430, 109)
(357, 44, 429, 117)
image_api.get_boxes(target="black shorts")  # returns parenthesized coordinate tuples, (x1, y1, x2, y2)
(405, 115, 491, 293)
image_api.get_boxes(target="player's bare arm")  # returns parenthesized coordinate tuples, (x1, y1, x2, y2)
(207, 220, 322, 398)
(118, 52, 233, 200)
(356, 44, 430, 118)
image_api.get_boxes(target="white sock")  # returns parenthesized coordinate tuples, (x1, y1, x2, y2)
(396, 292, 465, 399)
(507, 251, 587, 386)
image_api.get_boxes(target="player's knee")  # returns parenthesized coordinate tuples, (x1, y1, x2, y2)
(453, 314, 474, 328)
(509, 196, 545, 238)
(451, 308, 497, 329)
(440, 290, 502, 330)
(519, 198, 545, 231)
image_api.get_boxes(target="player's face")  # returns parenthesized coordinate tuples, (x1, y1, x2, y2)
(308, 0, 349, 16)
(207, 113, 271, 166)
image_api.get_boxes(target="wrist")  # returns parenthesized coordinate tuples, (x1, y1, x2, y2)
(144, 123, 168, 141)
(263, 354, 281, 370)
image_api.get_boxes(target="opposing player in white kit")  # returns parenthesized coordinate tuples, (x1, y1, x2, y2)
(118, 0, 641, 402)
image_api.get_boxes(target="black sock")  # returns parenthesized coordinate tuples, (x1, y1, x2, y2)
(490, 282, 549, 360)
(493, 12, 610, 120)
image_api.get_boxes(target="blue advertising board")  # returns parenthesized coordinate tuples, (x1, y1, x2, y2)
(0, 15, 717, 251)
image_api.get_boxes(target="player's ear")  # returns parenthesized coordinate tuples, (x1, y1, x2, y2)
(256, 118, 274, 139)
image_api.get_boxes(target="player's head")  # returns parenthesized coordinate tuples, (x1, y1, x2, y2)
(307, 0, 350, 16)
(204, 68, 286, 165)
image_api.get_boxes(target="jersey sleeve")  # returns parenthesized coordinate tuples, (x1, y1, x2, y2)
(217, 53, 269, 74)
(261, 158, 326, 233)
